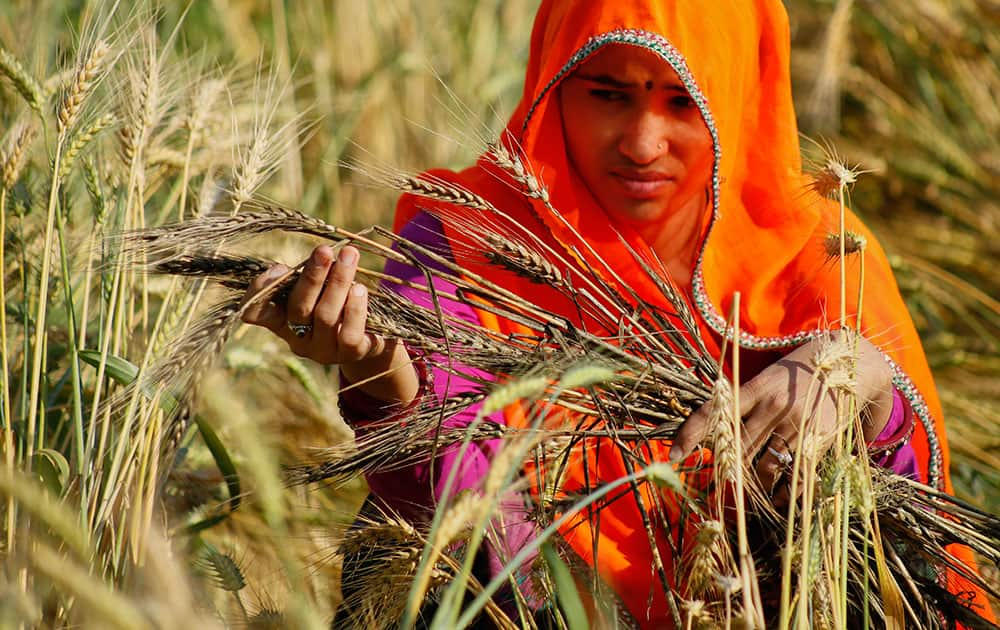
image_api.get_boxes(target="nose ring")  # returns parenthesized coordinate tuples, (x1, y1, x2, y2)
(657, 142, 665, 150)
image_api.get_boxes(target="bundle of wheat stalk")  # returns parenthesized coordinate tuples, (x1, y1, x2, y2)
(116, 139, 1000, 628)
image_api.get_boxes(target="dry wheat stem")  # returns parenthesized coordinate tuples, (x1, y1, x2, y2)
(427, 202, 630, 330)
(25, 100, 75, 478)
(117, 206, 712, 404)
(0, 188, 16, 556)
(437, 196, 713, 380)
(396, 169, 705, 365)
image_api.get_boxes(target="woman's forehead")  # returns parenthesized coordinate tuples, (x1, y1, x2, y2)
(571, 44, 685, 89)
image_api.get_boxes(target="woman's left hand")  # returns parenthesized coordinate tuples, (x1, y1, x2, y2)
(669, 332, 895, 504)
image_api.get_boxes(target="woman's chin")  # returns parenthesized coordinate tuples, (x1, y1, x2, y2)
(604, 199, 672, 227)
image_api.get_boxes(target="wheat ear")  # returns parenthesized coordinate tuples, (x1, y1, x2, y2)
(58, 40, 112, 135)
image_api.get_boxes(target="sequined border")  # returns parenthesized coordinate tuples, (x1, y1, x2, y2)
(519, 27, 944, 490)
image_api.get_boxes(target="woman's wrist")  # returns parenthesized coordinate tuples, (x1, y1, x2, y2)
(853, 335, 895, 442)
(339, 339, 420, 405)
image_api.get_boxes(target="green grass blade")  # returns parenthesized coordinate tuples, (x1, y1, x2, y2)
(541, 542, 588, 630)
(193, 413, 241, 513)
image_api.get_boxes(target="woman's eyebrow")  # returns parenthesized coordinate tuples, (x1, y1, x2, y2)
(575, 73, 687, 91)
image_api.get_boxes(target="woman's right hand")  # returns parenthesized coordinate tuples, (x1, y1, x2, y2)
(240, 244, 419, 404)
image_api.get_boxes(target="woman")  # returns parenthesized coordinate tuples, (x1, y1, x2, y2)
(243, 0, 992, 626)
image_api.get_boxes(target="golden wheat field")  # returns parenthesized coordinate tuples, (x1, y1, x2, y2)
(0, 0, 997, 628)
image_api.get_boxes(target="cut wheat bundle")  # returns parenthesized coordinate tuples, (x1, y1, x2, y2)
(111, 164, 1000, 627)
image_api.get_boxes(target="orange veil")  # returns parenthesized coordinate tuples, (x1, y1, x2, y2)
(392, 0, 990, 624)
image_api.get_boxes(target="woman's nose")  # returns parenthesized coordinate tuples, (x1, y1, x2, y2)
(618, 110, 669, 165)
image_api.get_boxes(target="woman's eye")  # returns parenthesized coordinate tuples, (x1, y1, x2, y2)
(670, 95, 695, 109)
(591, 89, 626, 102)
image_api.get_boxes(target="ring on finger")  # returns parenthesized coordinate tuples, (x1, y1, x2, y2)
(287, 322, 313, 338)
(362, 334, 386, 359)
(767, 445, 793, 467)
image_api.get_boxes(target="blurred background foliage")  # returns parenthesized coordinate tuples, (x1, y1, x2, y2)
(0, 0, 996, 625)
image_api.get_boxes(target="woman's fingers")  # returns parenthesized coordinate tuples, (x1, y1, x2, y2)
(770, 481, 792, 509)
(671, 339, 858, 507)
(338, 284, 384, 362)
(238, 246, 375, 366)
(671, 372, 774, 463)
(740, 394, 790, 459)
(673, 369, 801, 501)
(669, 401, 711, 462)
(241, 265, 290, 333)
(285, 246, 336, 333)
(311, 246, 360, 349)
(739, 394, 794, 498)
(756, 433, 794, 497)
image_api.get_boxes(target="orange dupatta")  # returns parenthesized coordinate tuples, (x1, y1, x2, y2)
(393, 0, 991, 624)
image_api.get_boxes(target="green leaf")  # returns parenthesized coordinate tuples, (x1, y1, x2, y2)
(195, 414, 240, 514)
(78, 349, 180, 414)
(34, 449, 70, 496)
(78, 349, 138, 385)
(541, 542, 588, 630)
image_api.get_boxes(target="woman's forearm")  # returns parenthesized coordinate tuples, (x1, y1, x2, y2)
(339, 339, 420, 405)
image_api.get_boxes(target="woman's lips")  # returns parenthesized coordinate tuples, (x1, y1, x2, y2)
(611, 171, 674, 199)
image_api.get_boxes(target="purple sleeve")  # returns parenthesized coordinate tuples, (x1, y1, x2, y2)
(339, 211, 504, 519)
(869, 388, 919, 479)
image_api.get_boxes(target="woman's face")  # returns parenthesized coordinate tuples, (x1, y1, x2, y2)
(559, 45, 714, 230)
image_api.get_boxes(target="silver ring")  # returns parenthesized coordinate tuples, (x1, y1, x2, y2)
(767, 446, 793, 467)
(287, 322, 312, 338)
